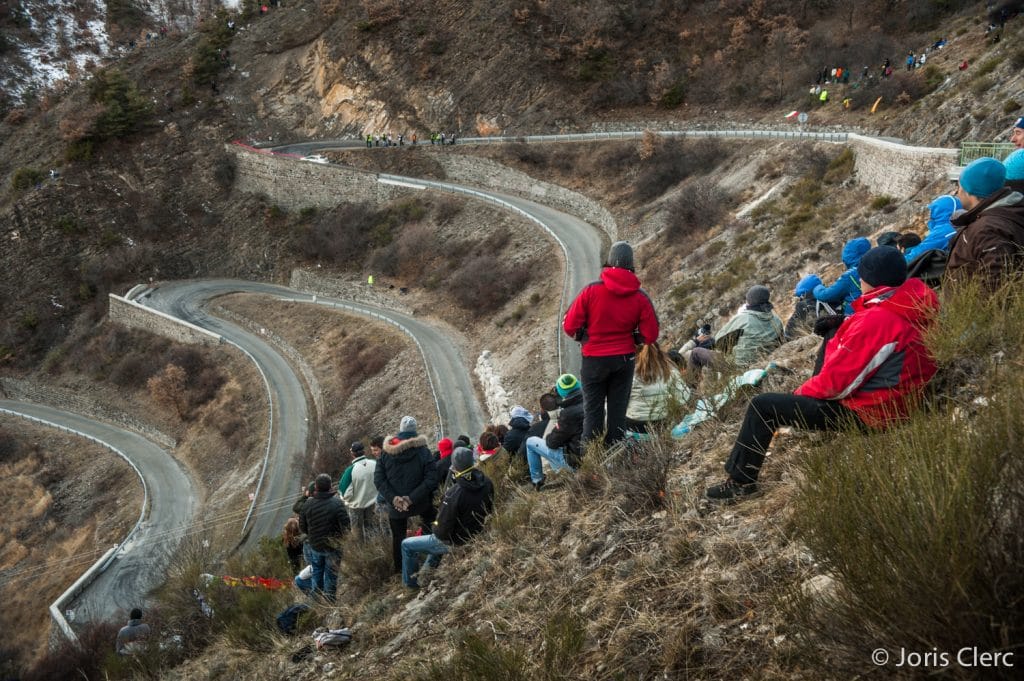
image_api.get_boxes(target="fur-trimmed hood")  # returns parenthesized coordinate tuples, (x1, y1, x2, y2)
(383, 434, 429, 461)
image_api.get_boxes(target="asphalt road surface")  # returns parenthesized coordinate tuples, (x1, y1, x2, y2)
(270, 140, 606, 375)
(140, 280, 485, 545)
(0, 401, 196, 625)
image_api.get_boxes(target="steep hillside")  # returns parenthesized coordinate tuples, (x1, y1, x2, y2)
(1, 1, 1023, 679)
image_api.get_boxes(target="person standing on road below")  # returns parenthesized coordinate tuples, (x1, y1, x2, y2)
(563, 241, 659, 447)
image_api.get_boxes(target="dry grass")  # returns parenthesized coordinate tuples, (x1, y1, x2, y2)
(0, 423, 135, 672)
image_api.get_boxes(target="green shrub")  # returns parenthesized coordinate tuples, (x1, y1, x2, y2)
(578, 47, 617, 82)
(191, 10, 234, 85)
(1004, 99, 1021, 114)
(822, 148, 855, 185)
(87, 68, 153, 141)
(789, 278, 1024, 677)
(870, 195, 894, 210)
(921, 64, 945, 94)
(970, 76, 994, 97)
(64, 138, 94, 162)
(106, 0, 146, 29)
(10, 167, 45, 191)
(659, 81, 686, 108)
(975, 57, 1002, 77)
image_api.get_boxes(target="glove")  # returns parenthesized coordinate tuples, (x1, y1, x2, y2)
(813, 314, 845, 337)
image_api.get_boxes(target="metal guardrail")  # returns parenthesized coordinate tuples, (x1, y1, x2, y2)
(0, 407, 150, 645)
(455, 129, 850, 145)
(959, 142, 1017, 165)
(378, 173, 572, 375)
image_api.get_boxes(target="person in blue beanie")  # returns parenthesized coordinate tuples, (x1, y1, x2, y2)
(784, 274, 823, 339)
(904, 194, 963, 262)
(1011, 117, 1024, 151)
(812, 237, 871, 315)
(946, 157, 1024, 288)
(1004, 149, 1024, 193)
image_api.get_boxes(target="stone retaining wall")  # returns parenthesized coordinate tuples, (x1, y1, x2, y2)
(108, 295, 221, 347)
(428, 154, 618, 240)
(848, 133, 958, 199)
(289, 269, 414, 315)
(227, 144, 409, 210)
(0, 377, 177, 449)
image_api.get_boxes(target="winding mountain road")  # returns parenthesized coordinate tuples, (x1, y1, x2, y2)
(270, 141, 607, 375)
(139, 280, 486, 543)
(0, 401, 196, 624)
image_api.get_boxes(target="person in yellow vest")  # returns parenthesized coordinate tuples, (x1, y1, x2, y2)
(819, 89, 828, 105)
(368, 275, 374, 286)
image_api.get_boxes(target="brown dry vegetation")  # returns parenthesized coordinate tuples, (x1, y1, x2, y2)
(0, 422, 135, 672)
(214, 294, 434, 476)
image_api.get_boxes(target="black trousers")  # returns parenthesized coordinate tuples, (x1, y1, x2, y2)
(581, 353, 635, 446)
(725, 392, 859, 484)
(388, 507, 436, 572)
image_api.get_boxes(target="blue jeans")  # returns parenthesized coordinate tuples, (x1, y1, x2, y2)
(400, 534, 449, 587)
(525, 436, 573, 484)
(294, 572, 313, 594)
(306, 546, 341, 601)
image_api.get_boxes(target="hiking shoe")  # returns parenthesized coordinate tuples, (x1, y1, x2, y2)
(705, 478, 761, 502)
(533, 478, 545, 492)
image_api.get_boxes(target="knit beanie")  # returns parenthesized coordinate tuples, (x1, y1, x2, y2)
(555, 373, 580, 398)
(794, 274, 823, 297)
(1004, 149, 1024, 181)
(858, 246, 907, 288)
(399, 415, 417, 435)
(451, 447, 475, 473)
(745, 285, 771, 306)
(1015, 117, 1024, 131)
(437, 437, 454, 458)
(350, 441, 364, 454)
(510, 405, 532, 421)
(875, 231, 901, 248)
(959, 157, 1006, 198)
(606, 241, 635, 271)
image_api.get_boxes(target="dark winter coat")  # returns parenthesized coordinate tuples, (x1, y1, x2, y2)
(375, 434, 439, 519)
(545, 391, 585, 467)
(299, 490, 350, 552)
(434, 468, 494, 546)
(946, 189, 1024, 289)
(502, 416, 532, 458)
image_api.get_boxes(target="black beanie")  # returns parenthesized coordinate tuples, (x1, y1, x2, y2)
(858, 246, 907, 288)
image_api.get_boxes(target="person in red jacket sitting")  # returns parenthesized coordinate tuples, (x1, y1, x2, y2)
(563, 241, 660, 447)
(706, 246, 939, 501)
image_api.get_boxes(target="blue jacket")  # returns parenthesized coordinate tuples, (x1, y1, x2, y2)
(904, 194, 962, 262)
(813, 237, 871, 315)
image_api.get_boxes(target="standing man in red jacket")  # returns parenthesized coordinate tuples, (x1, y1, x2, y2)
(563, 241, 660, 447)
(706, 246, 939, 502)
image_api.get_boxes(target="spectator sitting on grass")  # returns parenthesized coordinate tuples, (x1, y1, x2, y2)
(784, 274, 823, 339)
(625, 342, 691, 434)
(903, 194, 962, 262)
(401, 447, 494, 589)
(116, 608, 151, 655)
(689, 285, 784, 374)
(705, 247, 939, 502)
(1004, 149, 1024, 193)
(946, 156, 1024, 289)
(525, 374, 584, 491)
(812, 237, 872, 315)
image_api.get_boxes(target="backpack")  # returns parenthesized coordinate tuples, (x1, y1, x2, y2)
(313, 627, 353, 649)
(907, 248, 947, 288)
(276, 603, 310, 635)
